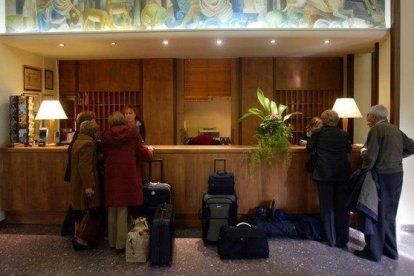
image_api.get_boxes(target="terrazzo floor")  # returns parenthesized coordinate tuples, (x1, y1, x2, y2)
(1, 224, 414, 275)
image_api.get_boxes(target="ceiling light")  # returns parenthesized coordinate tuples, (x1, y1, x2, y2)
(324, 40, 330, 44)
(58, 43, 65, 47)
(163, 40, 169, 45)
(111, 42, 116, 46)
(270, 39, 276, 44)
(216, 39, 222, 45)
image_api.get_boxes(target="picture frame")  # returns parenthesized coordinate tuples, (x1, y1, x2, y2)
(44, 69, 54, 90)
(23, 66, 42, 92)
(22, 92, 41, 112)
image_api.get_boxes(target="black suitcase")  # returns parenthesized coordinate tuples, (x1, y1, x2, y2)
(150, 203, 174, 266)
(208, 159, 235, 195)
(202, 193, 238, 243)
(143, 159, 172, 223)
(218, 222, 269, 260)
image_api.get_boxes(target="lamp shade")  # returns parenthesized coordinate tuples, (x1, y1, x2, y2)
(35, 100, 68, 120)
(332, 98, 362, 118)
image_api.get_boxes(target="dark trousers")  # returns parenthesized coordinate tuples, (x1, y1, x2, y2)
(317, 181, 350, 247)
(364, 172, 403, 261)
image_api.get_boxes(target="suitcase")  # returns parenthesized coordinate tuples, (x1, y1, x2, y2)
(150, 203, 174, 266)
(143, 159, 172, 223)
(202, 193, 238, 243)
(208, 159, 235, 195)
(218, 222, 269, 260)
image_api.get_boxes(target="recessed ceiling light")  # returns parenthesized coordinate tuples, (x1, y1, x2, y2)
(163, 40, 169, 45)
(216, 39, 222, 45)
(58, 43, 65, 47)
(270, 39, 276, 44)
(111, 42, 116, 46)
(324, 39, 330, 44)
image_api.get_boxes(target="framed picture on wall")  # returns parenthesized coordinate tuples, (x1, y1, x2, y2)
(23, 66, 42, 92)
(44, 70, 54, 90)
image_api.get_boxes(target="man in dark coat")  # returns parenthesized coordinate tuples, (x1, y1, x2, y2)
(307, 109, 352, 247)
(354, 105, 414, 262)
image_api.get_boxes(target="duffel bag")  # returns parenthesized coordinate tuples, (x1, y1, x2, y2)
(218, 222, 269, 259)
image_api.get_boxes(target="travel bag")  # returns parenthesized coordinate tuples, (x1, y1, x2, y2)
(143, 159, 172, 223)
(208, 159, 235, 195)
(218, 222, 269, 260)
(126, 217, 150, 263)
(201, 193, 238, 243)
(150, 203, 174, 266)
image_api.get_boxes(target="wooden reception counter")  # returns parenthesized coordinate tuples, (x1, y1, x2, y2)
(0, 145, 362, 226)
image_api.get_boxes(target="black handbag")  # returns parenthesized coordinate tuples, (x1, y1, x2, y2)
(218, 222, 269, 259)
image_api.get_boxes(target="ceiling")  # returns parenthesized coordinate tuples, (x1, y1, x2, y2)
(0, 29, 389, 60)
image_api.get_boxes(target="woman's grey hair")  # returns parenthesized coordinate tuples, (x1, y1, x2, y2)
(321, 109, 339, 127)
(79, 120, 99, 137)
(370, 104, 388, 120)
(108, 111, 127, 127)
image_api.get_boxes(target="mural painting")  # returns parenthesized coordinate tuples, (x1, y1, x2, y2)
(4, 0, 387, 33)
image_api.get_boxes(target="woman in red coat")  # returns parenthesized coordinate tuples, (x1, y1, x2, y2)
(102, 112, 154, 253)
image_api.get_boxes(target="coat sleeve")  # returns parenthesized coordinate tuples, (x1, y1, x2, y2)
(402, 131, 414, 158)
(362, 128, 380, 170)
(133, 129, 154, 162)
(77, 141, 97, 191)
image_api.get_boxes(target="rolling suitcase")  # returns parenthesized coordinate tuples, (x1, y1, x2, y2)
(208, 159, 235, 195)
(202, 193, 238, 243)
(143, 159, 172, 223)
(150, 203, 174, 266)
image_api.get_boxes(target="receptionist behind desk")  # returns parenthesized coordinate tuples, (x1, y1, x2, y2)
(299, 117, 323, 146)
(123, 105, 146, 142)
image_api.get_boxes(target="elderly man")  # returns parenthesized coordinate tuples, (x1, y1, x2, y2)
(354, 105, 414, 262)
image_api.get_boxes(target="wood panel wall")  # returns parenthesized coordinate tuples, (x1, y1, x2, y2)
(143, 59, 176, 145)
(78, 60, 141, 92)
(184, 59, 231, 99)
(240, 57, 274, 145)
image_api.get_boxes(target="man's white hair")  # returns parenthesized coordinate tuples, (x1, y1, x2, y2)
(370, 105, 388, 120)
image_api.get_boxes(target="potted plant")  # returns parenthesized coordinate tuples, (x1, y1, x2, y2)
(240, 88, 302, 165)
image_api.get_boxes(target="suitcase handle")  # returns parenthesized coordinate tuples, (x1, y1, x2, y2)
(214, 158, 227, 173)
(149, 159, 164, 182)
(236, 222, 252, 228)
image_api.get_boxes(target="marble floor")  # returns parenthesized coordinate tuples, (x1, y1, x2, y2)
(1, 223, 414, 275)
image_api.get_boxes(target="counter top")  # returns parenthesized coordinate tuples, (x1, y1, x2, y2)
(3, 144, 362, 153)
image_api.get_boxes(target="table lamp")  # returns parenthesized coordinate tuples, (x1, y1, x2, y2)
(35, 100, 68, 145)
(332, 98, 362, 132)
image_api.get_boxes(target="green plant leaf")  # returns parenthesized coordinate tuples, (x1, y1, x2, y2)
(257, 88, 271, 114)
(283, 112, 302, 121)
(247, 108, 266, 120)
(270, 101, 278, 115)
(278, 104, 287, 115)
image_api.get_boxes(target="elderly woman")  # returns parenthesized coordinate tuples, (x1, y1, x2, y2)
(102, 112, 154, 254)
(307, 109, 352, 247)
(70, 119, 101, 250)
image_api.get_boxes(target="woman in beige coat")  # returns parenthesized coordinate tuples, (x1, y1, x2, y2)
(70, 120, 101, 250)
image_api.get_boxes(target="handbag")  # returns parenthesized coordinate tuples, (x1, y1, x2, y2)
(76, 209, 100, 242)
(126, 217, 150, 263)
(218, 222, 269, 259)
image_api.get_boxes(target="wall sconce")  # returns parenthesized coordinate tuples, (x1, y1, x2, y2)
(332, 98, 362, 132)
(35, 100, 68, 145)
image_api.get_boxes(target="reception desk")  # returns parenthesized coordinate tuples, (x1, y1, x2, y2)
(0, 145, 362, 226)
